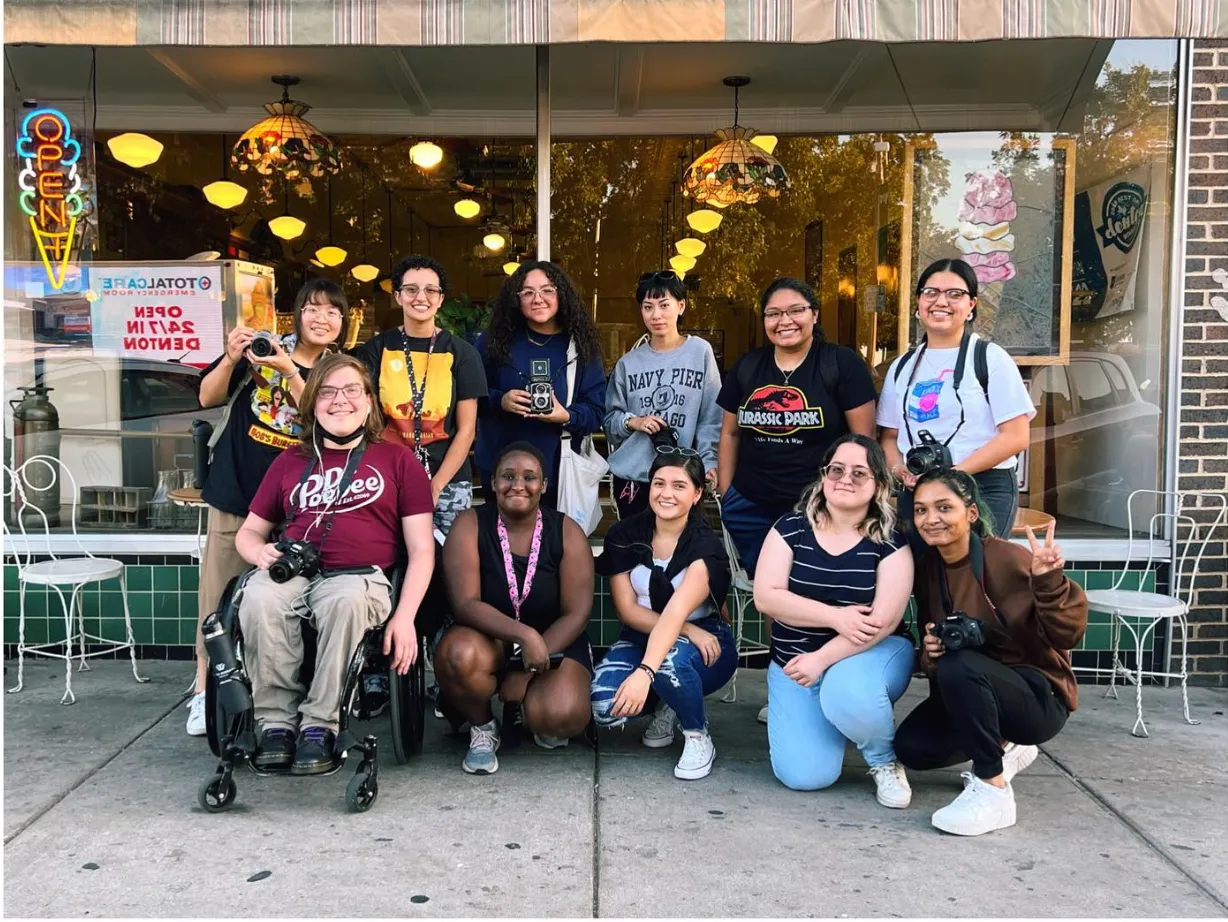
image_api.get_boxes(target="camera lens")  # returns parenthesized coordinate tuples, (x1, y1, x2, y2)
(250, 334, 274, 358)
(268, 558, 293, 584)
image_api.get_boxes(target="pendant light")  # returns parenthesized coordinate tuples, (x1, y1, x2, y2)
(750, 135, 779, 154)
(669, 254, 696, 273)
(675, 237, 706, 259)
(503, 261, 520, 276)
(202, 135, 248, 210)
(454, 198, 481, 219)
(314, 177, 347, 267)
(484, 231, 507, 252)
(269, 185, 306, 240)
(107, 132, 163, 168)
(233, 76, 342, 182)
(410, 140, 443, 170)
(687, 209, 723, 233)
(350, 167, 380, 283)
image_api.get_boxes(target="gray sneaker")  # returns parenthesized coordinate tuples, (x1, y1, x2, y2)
(641, 703, 677, 748)
(462, 720, 501, 774)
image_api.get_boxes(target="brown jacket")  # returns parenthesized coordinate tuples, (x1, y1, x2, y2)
(915, 536, 1088, 712)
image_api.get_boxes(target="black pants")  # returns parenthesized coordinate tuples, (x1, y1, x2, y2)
(895, 649, 1068, 780)
(612, 476, 651, 520)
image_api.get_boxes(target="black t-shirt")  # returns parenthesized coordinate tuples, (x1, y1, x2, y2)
(352, 328, 486, 485)
(199, 353, 309, 517)
(716, 341, 877, 507)
(475, 502, 566, 637)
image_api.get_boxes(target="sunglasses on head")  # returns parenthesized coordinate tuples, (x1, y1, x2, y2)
(655, 445, 700, 458)
(639, 270, 679, 283)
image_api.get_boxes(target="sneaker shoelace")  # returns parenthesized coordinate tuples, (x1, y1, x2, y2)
(302, 726, 331, 745)
(955, 771, 997, 806)
(471, 725, 498, 753)
(869, 764, 903, 786)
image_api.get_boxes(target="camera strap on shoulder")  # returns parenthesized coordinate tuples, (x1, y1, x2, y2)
(817, 341, 839, 399)
(282, 440, 368, 550)
(561, 337, 578, 447)
(901, 328, 974, 450)
(936, 532, 1002, 625)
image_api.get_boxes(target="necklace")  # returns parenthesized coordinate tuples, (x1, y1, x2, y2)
(526, 330, 557, 346)
(775, 343, 812, 385)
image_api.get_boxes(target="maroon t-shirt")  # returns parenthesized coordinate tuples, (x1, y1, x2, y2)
(249, 440, 432, 571)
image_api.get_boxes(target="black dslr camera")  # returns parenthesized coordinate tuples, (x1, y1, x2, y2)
(930, 611, 985, 651)
(249, 330, 276, 358)
(906, 430, 953, 477)
(526, 359, 554, 415)
(268, 538, 322, 584)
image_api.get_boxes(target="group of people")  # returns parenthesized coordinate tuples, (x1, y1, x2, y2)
(188, 253, 1088, 837)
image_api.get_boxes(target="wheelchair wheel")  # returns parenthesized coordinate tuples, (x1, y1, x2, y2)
(198, 773, 237, 812)
(389, 638, 427, 764)
(346, 770, 378, 812)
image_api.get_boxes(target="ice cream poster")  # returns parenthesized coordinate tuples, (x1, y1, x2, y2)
(1070, 167, 1150, 323)
(901, 135, 1075, 363)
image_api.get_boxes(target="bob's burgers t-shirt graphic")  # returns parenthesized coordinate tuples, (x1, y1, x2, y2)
(248, 365, 302, 449)
(717, 342, 877, 507)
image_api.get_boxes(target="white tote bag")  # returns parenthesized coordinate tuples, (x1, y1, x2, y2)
(556, 338, 608, 536)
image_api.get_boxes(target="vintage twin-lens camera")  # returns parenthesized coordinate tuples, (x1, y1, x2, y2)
(906, 430, 954, 477)
(268, 538, 322, 584)
(527, 359, 554, 415)
(930, 611, 985, 651)
(249, 330, 276, 358)
(201, 611, 253, 715)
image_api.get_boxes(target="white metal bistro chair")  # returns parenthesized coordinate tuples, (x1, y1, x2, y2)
(706, 492, 770, 704)
(1088, 488, 1226, 738)
(4, 456, 148, 704)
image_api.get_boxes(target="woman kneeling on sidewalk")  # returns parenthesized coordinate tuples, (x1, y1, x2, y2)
(895, 469, 1088, 837)
(753, 434, 915, 806)
(591, 452, 736, 781)
(435, 442, 595, 775)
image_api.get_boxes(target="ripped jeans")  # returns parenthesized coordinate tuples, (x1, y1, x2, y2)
(590, 616, 738, 732)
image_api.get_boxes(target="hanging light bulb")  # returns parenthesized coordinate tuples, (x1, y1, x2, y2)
(351, 263, 380, 283)
(750, 134, 779, 154)
(483, 232, 507, 252)
(503, 261, 520, 276)
(410, 141, 444, 169)
(379, 277, 394, 294)
(675, 238, 706, 259)
(268, 214, 306, 240)
(202, 180, 247, 210)
(314, 245, 347, 267)
(669, 254, 696, 273)
(454, 198, 481, 219)
(107, 133, 164, 168)
(686, 209, 723, 234)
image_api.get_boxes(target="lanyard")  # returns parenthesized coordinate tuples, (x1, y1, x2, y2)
(283, 442, 367, 552)
(400, 328, 438, 475)
(496, 510, 544, 621)
(901, 328, 973, 450)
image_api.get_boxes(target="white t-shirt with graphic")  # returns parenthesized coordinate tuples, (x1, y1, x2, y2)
(877, 334, 1035, 470)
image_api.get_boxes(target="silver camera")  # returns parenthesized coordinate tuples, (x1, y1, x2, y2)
(527, 359, 553, 414)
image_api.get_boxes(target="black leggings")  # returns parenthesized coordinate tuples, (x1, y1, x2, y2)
(895, 649, 1068, 779)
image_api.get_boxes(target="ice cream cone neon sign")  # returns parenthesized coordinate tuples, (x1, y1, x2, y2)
(17, 108, 85, 290)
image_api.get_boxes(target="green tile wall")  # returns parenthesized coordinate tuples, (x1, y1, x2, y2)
(2, 564, 1151, 653)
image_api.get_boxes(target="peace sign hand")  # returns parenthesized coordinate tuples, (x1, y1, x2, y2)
(1025, 521, 1065, 578)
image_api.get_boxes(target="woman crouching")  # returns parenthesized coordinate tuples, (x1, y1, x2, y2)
(591, 452, 736, 780)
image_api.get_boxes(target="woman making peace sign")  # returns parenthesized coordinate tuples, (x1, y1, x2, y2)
(894, 468, 1088, 838)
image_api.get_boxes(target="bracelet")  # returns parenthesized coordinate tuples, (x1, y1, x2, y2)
(635, 663, 656, 681)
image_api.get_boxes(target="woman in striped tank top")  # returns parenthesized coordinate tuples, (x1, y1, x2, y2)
(753, 434, 917, 808)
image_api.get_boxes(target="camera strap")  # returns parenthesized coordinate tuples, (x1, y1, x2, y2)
(936, 533, 1002, 625)
(283, 440, 368, 551)
(900, 328, 973, 450)
(400, 328, 438, 476)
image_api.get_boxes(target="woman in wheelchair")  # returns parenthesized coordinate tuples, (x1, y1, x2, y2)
(233, 354, 436, 775)
(435, 441, 595, 774)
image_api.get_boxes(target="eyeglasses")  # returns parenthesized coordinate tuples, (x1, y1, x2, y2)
(655, 445, 700, 458)
(639, 270, 679, 283)
(518, 285, 558, 301)
(397, 285, 444, 300)
(302, 305, 344, 320)
(317, 383, 366, 401)
(763, 305, 812, 322)
(822, 463, 873, 485)
(919, 287, 971, 302)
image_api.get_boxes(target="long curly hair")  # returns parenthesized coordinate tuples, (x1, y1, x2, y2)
(485, 260, 602, 366)
(795, 434, 896, 545)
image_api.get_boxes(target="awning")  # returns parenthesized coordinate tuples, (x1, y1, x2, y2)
(5, 0, 1226, 46)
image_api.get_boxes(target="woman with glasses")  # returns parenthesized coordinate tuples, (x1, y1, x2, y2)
(188, 279, 350, 738)
(753, 434, 915, 806)
(877, 258, 1034, 539)
(353, 254, 486, 538)
(591, 452, 736, 781)
(474, 260, 605, 508)
(604, 270, 723, 518)
(717, 277, 877, 578)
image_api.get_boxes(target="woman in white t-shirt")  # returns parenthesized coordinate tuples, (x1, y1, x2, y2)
(877, 258, 1034, 538)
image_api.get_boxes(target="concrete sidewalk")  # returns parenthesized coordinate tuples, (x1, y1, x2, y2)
(2, 659, 1226, 918)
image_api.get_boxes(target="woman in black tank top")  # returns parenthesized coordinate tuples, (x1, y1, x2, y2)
(436, 442, 594, 775)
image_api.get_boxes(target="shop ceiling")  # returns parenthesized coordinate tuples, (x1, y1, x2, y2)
(5, 39, 1115, 136)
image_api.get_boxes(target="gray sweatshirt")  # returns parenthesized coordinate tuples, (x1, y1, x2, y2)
(603, 335, 723, 482)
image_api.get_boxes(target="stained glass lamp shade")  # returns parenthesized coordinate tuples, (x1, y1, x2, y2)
(682, 127, 790, 208)
(232, 79, 342, 180)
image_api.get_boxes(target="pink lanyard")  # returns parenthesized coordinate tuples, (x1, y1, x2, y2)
(496, 510, 543, 621)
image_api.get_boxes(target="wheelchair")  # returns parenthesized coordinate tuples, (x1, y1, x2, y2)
(199, 564, 432, 814)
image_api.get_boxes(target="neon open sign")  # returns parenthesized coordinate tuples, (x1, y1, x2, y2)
(16, 107, 85, 290)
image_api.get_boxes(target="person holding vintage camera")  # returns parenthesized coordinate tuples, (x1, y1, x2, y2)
(434, 442, 595, 774)
(877, 258, 1034, 540)
(474, 260, 605, 508)
(894, 468, 1087, 836)
(603, 270, 723, 519)
(753, 434, 915, 805)
(352, 254, 486, 538)
(590, 452, 736, 781)
(233, 354, 436, 775)
(187, 279, 351, 737)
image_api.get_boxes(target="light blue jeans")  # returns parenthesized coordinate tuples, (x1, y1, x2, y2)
(767, 634, 915, 791)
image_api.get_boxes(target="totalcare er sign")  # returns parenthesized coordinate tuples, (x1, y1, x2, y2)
(88, 266, 224, 367)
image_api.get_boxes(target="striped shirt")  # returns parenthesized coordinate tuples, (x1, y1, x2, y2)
(768, 512, 903, 668)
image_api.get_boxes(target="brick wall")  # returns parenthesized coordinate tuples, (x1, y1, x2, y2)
(1181, 41, 1228, 685)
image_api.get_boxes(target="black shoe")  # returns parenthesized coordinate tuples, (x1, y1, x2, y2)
(502, 701, 524, 749)
(291, 726, 339, 775)
(254, 727, 296, 771)
(362, 674, 390, 720)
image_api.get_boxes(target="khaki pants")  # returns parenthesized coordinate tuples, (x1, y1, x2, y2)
(197, 508, 249, 660)
(236, 568, 391, 733)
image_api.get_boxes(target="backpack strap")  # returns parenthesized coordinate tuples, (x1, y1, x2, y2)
(205, 374, 248, 460)
(817, 341, 840, 399)
(892, 347, 918, 384)
(973, 337, 990, 399)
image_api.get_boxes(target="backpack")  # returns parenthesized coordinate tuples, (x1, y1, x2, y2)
(816, 341, 840, 399)
(892, 335, 990, 399)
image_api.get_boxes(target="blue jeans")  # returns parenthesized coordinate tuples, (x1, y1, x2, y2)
(767, 635, 915, 791)
(591, 616, 738, 731)
(719, 484, 793, 578)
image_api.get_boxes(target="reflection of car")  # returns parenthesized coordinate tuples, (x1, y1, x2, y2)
(1026, 352, 1160, 532)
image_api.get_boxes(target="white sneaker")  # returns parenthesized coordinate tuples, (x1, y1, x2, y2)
(186, 692, 206, 737)
(932, 771, 1017, 836)
(868, 761, 912, 809)
(757, 705, 768, 725)
(674, 729, 716, 780)
(1002, 743, 1038, 784)
(534, 734, 570, 750)
(462, 720, 501, 774)
(641, 704, 677, 748)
